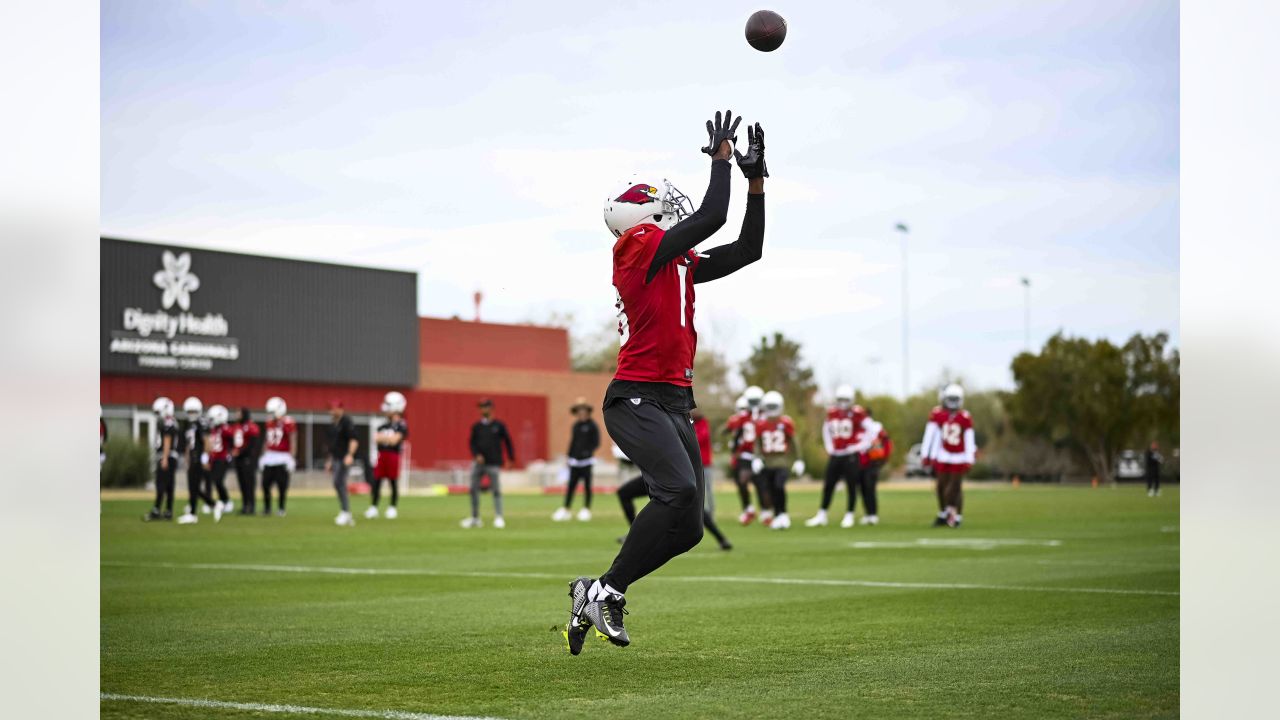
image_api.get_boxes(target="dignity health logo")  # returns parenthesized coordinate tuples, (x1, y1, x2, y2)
(153, 250, 200, 310)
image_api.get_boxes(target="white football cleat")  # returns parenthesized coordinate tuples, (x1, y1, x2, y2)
(576, 508, 592, 522)
(738, 506, 757, 526)
(335, 511, 355, 527)
(493, 516, 506, 529)
(385, 506, 398, 519)
(460, 517, 482, 529)
(551, 507, 571, 522)
(804, 510, 829, 527)
(860, 514, 879, 526)
(840, 512, 855, 528)
(364, 506, 380, 519)
(177, 513, 198, 525)
(770, 513, 791, 530)
(213, 502, 223, 523)
(760, 509, 775, 527)
(224, 500, 235, 514)
(201, 503, 212, 515)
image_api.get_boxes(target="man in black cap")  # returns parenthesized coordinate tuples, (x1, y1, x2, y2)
(464, 398, 514, 528)
(554, 397, 601, 522)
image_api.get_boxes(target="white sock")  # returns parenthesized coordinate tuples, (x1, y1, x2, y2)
(588, 580, 622, 602)
(938, 510, 948, 518)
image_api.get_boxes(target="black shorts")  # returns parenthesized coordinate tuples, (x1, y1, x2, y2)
(603, 396, 702, 508)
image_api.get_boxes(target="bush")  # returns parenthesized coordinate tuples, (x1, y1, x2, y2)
(101, 437, 152, 488)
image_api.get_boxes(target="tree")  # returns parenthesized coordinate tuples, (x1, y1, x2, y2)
(1007, 332, 1179, 482)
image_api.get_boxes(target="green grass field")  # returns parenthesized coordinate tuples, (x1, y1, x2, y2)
(101, 484, 1179, 719)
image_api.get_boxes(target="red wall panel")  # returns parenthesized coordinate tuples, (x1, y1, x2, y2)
(405, 390, 547, 470)
(418, 317, 569, 373)
(100, 375, 400, 414)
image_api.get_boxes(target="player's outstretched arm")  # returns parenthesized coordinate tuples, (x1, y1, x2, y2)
(695, 122, 767, 284)
(645, 110, 740, 282)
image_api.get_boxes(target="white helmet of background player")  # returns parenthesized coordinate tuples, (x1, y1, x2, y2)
(834, 384, 854, 410)
(183, 396, 203, 420)
(207, 404, 229, 426)
(381, 391, 407, 415)
(151, 396, 174, 418)
(743, 385, 765, 410)
(265, 396, 287, 419)
(603, 179, 694, 239)
(762, 390, 784, 418)
(734, 396, 748, 412)
(941, 383, 964, 410)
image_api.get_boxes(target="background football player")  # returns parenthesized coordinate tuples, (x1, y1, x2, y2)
(564, 110, 767, 655)
(177, 396, 216, 524)
(366, 391, 408, 519)
(231, 407, 260, 515)
(144, 397, 180, 522)
(854, 407, 891, 525)
(751, 391, 803, 530)
(203, 404, 235, 522)
(259, 396, 296, 517)
(806, 385, 882, 528)
(724, 386, 772, 525)
(554, 398, 600, 522)
(920, 383, 977, 527)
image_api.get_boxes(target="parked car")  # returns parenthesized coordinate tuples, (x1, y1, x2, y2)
(1115, 450, 1144, 481)
(904, 443, 929, 477)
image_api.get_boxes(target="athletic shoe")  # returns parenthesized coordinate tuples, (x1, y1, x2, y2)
(760, 509, 774, 527)
(223, 500, 235, 514)
(201, 503, 212, 515)
(551, 507, 571, 522)
(460, 517, 482, 529)
(861, 514, 879, 526)
(177, 513, 198, 524)
(841, 512, 856, 528)
(563, 576, 593, 656)
(213, 502, 223, 523)
(932, 516, 948, 527)
(143, 508, 161, 522)
(385, 506, 398, 519)
(161, 510, 172, 520)
(770, 513, 791, 530)
(493, 516, 506, 529)
(276, 509, 287, 517)
(576, 508, 592, 522)
(945, 511, 958, 529)
(804, 510, 828, 527)
(583, 594, 629, 647)
(719, 539, 734, 551)
(364, 506, 380, 519)
(738, 507, 757, 526)
(335, 511, 355, 527)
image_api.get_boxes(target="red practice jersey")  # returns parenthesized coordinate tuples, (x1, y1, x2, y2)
(206, 424, 235, 462)
(612, 223, 700, 386)
(924, 407, 976, 465)
(233, 420, 259, 458)
(753, 415, 796, 459)
(726, 410, 758, 456)
(265, 416, 297, 453)
(824, 405, 872, 455)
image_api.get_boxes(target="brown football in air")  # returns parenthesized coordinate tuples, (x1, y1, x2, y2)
(745, 10, 787, 52)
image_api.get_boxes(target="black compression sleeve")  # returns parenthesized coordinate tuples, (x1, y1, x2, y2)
(646, 160, 732, 283)
(693, 192, 765, 284)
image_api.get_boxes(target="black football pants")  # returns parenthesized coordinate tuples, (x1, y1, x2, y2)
(186, 461, 214, 514)
(153, 461, 175, 513)
(564, 464, 593, 508)
(820, 454, 858, 512)
(261, 464, 290, 513)
(854, 462, 880, 516)
(234, 456, 256, 513)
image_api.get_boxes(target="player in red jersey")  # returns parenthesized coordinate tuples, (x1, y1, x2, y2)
(723, 386, 771, 524)
(564, 110, 768, 655)
(202, 404, 235, 522)
(751, 391, 804, 530)
(260, 396, 296, 516)
(855, 408, 892, 525)
(920, 383, 976, 527)
(366, 391, 409, 520)
(805, 384, 883, 528)
(231, 407, 261, 515)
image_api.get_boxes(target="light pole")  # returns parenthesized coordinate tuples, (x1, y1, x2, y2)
(894, 222, 910, 398)
(1020, 277, 1031, 351)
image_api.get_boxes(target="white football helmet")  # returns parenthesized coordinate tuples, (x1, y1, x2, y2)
(183, 396, 203, 420)
(603, 179, 694, 238)
(381, 391, 407, 415)
(265, 396, 287, 419)
(744, 386, 765, 409)
(762, 390, 784, 417)
(834, 384, 854, 409)
(735, 396, 748, 412)
(941, 383, 964, 410)
(207, 404, 229, 426)
(152, 396, 174, 418)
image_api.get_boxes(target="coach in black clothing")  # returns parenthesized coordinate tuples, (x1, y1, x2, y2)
(465, 398, 515, 527)
(1145, 441, 1164, 497)
(325, 400, 360, 524)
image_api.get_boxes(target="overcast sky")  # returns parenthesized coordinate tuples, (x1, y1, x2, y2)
(101, 0, 1178, 396)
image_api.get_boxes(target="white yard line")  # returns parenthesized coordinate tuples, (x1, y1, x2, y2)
(100, 692, 505, 720)
(102, 560, 1178, 597)
(849, 538, 1064, 550)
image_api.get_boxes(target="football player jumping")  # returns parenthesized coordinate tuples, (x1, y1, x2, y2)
(921, 383, 976, 528)
(805, 385, 882, 528)
(563, 110, 768, 655)
(751, 391, 804, 530)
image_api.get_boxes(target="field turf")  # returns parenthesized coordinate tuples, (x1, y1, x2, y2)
(101, 484, 1179, 719)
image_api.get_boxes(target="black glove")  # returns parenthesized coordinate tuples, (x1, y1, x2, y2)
(734, 122, 768, 178)
(700, 109, 741, 157)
